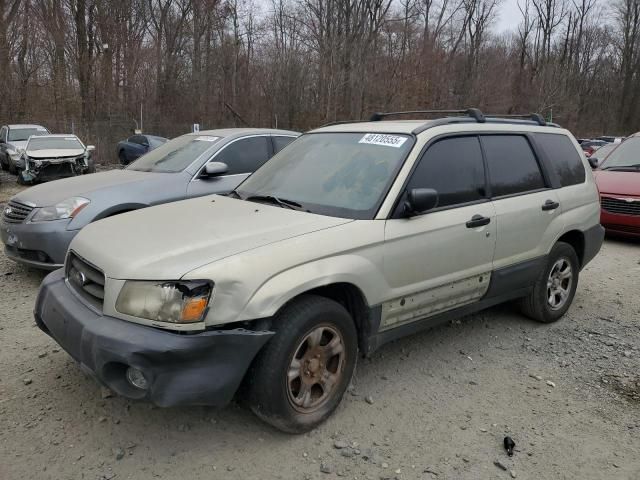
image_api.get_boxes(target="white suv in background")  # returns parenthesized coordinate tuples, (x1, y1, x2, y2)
(35, 110, 604, 433)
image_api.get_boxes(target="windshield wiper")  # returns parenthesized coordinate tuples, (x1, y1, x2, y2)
(602, 164, 640, 171)
(245, 195, 305, 211)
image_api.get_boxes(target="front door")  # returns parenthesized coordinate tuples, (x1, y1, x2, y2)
(186, 136, 272, 198)
(382, 135, 496, 331)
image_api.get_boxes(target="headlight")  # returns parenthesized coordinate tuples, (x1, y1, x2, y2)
(116, 280, 213, 323)
(31, 197, 90, 222)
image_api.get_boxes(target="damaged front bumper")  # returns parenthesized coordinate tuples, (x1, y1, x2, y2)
(35, 269, 274, 407)
(19, 156, 90, 184)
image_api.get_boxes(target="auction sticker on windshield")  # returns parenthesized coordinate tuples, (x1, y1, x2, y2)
(359, 133, 408, 148)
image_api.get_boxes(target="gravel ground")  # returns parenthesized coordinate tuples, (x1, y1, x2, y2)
(1, 173, 639, 480)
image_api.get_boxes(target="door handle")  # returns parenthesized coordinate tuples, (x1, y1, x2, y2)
(466, 214, 491, 228)
(542, 200, 560, 211)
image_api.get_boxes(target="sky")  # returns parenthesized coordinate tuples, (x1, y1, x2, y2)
(495, 0, 523, 33)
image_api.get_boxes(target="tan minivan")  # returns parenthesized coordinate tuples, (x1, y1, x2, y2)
(35, 110, 604, 432)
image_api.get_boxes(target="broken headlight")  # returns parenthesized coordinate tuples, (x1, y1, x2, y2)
(31, 197, 90, 222)
(115, 280, 213, 324)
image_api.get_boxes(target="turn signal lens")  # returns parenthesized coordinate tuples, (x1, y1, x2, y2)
(181, 297, 209, 322)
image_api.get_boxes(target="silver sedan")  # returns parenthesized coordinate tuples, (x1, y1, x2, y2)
(0, 128, 298, 269)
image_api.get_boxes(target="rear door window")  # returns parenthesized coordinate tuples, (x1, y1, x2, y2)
(217, 136, 270, 174)
(482, 135, 545, 197)
(406, 136, 487, 208)
(534, 133, 586, 186)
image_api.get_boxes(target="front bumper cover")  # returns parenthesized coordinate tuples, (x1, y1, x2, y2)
(1, 217, 76, 269)
(35, 269, 274, 407)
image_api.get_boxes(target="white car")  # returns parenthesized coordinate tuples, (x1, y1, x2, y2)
(35, 110, 604, 432)
(0, 123, 50, 173)
(16, 134, 96, 184)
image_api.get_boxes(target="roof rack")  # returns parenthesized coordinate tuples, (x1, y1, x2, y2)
(369, 109, 486, 123)
(485, 113, 547, 126)
(317, 108, 557, 132)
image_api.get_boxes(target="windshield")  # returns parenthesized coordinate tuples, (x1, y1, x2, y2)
(600, 137, 640, 170)
(592, 144, 616, 160)
(9, 127, 48, 142)
(236, 132, 414, 219)
(27, 137, 83, 151)
(127, 134, 220, 173)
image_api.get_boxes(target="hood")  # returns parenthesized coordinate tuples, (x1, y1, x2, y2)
(7, 140, 27, 151)
(70, 195, 352, 280)
(594, 170, 640, 196)
(12, 169, 162, 207)
(26, 148, 85, 158)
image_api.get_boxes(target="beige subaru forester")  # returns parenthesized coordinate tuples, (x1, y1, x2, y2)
(35, 110, 604, 432)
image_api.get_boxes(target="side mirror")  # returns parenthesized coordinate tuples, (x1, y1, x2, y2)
(204, 161, 229, 177)
(86, 145, 96, 152)
(588, 157, 598, 169)
(404, 188, 439, 216)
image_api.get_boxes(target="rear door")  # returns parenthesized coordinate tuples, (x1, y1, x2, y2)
(482, 134, 564, 272)
(186, 135, 271, 197)
(381, 135, 496, 331)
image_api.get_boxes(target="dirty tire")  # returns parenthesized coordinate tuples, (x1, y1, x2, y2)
(519, 241, 579, 323)
(8, 160, 16, 175)
(246, 294, 358, 433)
(0, 156, 7, 171)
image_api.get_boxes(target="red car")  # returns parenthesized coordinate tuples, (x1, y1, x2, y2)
(593, 133, 640, 237)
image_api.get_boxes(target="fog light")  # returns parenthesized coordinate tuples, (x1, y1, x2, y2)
(126, 367, 149, 390)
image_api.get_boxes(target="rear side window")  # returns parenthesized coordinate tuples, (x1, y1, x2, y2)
(217, 136, 270, 174)
(535, 133, 586, 186)
(273, 136, 295, 153)
(482, 135, 545, 197)
(407, 136, 486, 208)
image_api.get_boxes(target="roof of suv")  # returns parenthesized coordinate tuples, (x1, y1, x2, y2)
(311, 110, 561, 135)
(313, 119, 562, 135)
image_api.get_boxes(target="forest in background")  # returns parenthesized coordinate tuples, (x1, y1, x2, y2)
(1, 0, 639, 163)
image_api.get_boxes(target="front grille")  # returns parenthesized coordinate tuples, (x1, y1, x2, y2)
(66, 252, 105, 311)
(2, 200, 34, 224)
(601, 196, 640, 216)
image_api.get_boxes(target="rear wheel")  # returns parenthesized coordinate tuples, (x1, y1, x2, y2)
(246, 295, 358, 433)
(519, 242, 579, 323)
(118, 150, 128, 165)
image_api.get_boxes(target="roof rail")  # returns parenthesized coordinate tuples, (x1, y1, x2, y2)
(485, 113, 547, 126)
(317, 109, 558, 132)
(369, 109, 486, 123)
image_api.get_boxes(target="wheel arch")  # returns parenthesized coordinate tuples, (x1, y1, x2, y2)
(556, 230, 585, 267)
(290, 283, 375, 356)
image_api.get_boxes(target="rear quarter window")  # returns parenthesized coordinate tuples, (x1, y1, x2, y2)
(535, 133, 586, 186)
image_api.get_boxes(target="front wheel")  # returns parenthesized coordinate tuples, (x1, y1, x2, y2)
(519, 241, 579, 323)
(246, 295, 358, 433)
(118, 150, 128, 165)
